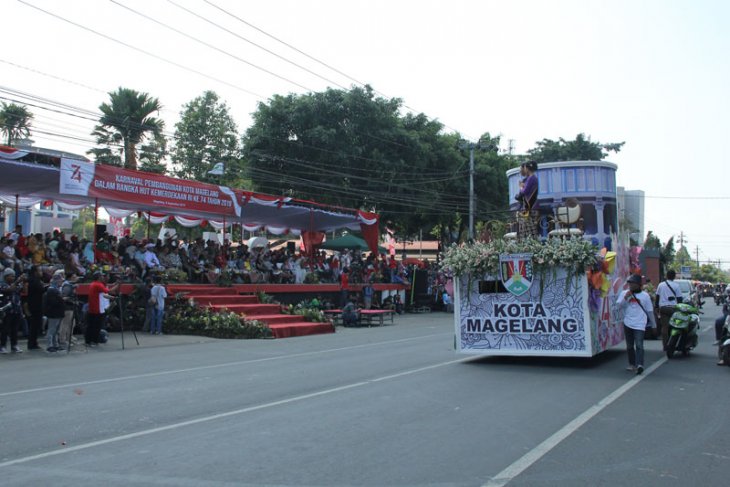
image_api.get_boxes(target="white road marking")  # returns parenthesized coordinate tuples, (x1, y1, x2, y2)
(482, 320, 720, 487)
(0, 332, 450, 397)
(0, 357, 467, 468)
(482, 355, 668, 487)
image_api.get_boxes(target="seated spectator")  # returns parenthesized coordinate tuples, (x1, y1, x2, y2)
(342, 297, 359, 327)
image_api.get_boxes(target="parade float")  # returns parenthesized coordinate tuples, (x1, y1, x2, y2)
(444, 161, 631, 357)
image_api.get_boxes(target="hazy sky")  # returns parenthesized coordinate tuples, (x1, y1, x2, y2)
(3, 0, 729, 266)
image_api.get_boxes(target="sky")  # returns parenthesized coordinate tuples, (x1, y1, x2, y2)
(2, 0, 729, 267)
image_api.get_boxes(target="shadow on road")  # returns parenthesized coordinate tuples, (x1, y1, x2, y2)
(461, 349, 625, 371)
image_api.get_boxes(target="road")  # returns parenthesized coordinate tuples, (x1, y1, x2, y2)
(1, 303, 728, 486)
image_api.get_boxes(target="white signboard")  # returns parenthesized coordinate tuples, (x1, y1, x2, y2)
(455, 266, 592, 356)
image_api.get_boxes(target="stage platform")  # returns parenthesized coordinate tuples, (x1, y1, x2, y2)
(73, 283, 408, 339)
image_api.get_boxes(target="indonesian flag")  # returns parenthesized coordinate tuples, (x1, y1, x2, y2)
(0, 146, 29, 160)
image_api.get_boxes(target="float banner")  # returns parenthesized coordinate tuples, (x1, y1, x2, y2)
(456, 266, 591, 356)
(59, 159, 240, 217)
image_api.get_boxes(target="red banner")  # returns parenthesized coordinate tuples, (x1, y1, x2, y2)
(59, 159, 240, 217)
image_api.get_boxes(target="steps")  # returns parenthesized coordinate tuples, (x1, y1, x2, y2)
(171, 285, 334, 339)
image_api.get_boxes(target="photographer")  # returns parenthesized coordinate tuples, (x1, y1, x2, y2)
(85, 271, 119, 347)
(26, 265, 45, 350)
(0, 268, 26, 354)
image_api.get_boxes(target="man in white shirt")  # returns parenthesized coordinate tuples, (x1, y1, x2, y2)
(617, 274, 656, 375)
(655, 270, 681, 349)
(143, 244, 161, 277)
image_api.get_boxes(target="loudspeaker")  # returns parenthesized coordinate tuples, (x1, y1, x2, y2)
(95, 224, 108, 239)
(287, 241, 296, 253)
(412, 269, 428, 295)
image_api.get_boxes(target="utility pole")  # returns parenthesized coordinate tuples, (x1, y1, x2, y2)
(459, 139, 485, 240)
(695, 245, 700, 268)
(469, 146, 475, 240)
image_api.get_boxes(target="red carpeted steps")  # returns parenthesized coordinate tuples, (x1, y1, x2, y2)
(167, 284, 334, 339)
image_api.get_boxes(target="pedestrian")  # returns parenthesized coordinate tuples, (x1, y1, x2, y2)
(149, 275, 167, 335)
(0, 268, 26, 353)
(85, 272, 118, 347)
(362, 281, 374, 310)
(655, 269, 681, 349)
(618, 274, 656, 375)
(43, 272, 67, 352)
(57, 271, 77, 350)
(25, 265, 45, 350)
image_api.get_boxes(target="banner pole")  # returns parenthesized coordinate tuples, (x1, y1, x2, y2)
(14, 194, 19, 229)
(93, 198, 99, 261)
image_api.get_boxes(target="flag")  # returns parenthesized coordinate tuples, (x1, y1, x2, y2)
(207, 162, 224, 176)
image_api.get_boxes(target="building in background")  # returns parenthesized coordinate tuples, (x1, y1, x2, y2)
(616, 187, 645, 241)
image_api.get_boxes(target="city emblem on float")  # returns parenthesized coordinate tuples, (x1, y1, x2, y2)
(499, 253, 533, 297)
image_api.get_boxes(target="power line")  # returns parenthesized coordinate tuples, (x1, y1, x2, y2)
(108, 0, 313, 92)
(17, 0, 265, 100)
(163, 0, 347, 90)
(200, 0, 477, 140)
(203, 0, 366, 88)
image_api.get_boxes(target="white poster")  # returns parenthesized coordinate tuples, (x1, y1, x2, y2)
(455, 267, 591, 357)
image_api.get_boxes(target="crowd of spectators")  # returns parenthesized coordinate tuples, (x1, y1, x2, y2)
(0, 225, 416, 287)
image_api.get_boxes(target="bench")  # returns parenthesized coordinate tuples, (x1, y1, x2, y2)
(359, 309, 395, 327)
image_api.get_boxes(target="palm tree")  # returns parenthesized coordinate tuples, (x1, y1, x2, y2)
(93, 87, 164, 170)
(0, 102, 34, 145)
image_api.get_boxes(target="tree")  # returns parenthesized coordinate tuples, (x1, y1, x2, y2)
(171, 91, 241, 185)
(90, 87, 164, 170)
(643, 231, 662, 249)
(242, 86, 512, 237)
(527, 133, 624, 163)
(138, 132, 168, 174)
(0, 102, 34, 145)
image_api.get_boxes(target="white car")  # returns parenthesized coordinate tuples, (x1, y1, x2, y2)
(675, 279, 698, 306)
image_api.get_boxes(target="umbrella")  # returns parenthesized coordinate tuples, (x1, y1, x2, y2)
(401, 257, 427, 268)
(318, 234, 386, 253)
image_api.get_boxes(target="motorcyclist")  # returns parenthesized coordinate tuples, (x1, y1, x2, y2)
(714, 286, 730, 350)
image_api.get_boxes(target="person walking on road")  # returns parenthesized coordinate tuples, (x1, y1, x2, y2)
(618, 274, 656, 375)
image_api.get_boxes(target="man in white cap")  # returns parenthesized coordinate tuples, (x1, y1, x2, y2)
(0, 267, 26, 353)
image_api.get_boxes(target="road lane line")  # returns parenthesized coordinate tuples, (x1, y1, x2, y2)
(0, 357, 467, 468)
(0, 332, 451, 398)
(482, 355, 668, 487)
(484, 314, 717, 486)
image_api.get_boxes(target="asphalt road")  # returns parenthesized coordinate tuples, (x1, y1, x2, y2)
(1, 303, 728, 487)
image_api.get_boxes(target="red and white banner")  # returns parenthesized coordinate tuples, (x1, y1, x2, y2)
(59, 159, 241, 217)
(0, 147, 29, 160)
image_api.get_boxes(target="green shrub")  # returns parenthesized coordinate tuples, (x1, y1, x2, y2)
(165, 296, 272, 339)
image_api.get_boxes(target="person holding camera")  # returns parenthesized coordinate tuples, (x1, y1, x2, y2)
(0, 268, 26, 353)
(85, 271, 119, 347)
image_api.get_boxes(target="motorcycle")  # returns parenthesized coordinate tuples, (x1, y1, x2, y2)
(666, 302, 701, 359)
(715, 292, 727, 306)
(719, 315, 730, 367)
